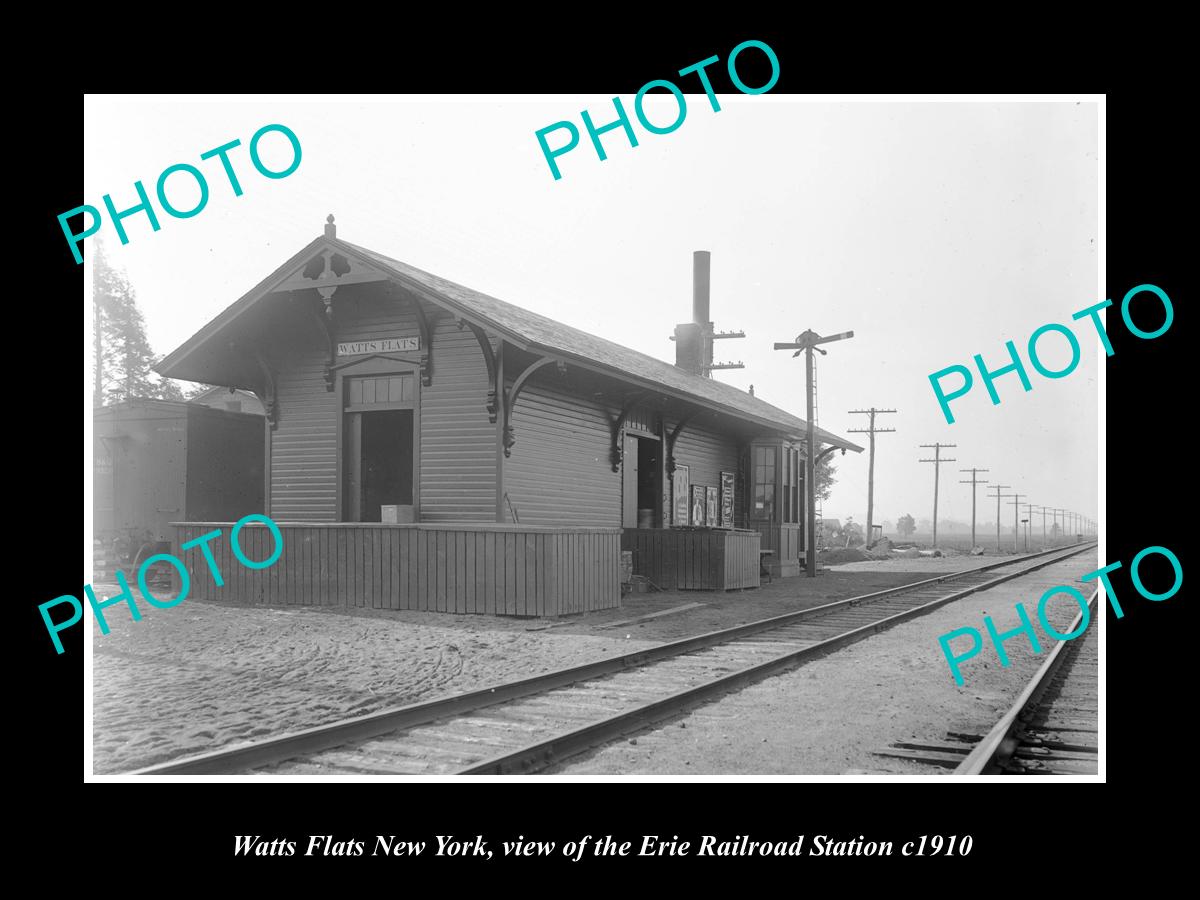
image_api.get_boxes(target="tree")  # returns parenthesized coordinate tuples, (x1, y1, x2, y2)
(842, 518, 865, 548)
(897, 514, 916, 537)
(93, 241, 194, 405)
(814, 443, 838, 503)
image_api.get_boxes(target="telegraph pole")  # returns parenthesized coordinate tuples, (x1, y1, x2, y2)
(1023, 501, 1036, 550)
(959, 467, 990, 550)
(1008, 493, 1027, 553)
(848, 407, 897, 548)
(774, 329, 854, 578)
(988, 484, 1011, 552)
(1051, 508, 1064, 544)
(919, 443, 957, 548)
(1035, 505, 1048, 548)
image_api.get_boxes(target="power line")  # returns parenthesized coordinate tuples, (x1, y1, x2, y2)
(987, 484, 1011, 552)
(918, 443, 957, 548)
(958, 467, 990, 550)
(1051, 507, 1066, 543)
(1007, 493, 1028, 553)
(774, 328, 854, 577)
(1033, 504, 1049, 547)
(1022, 501, 1037, 552)
(848, 407, 897, 548)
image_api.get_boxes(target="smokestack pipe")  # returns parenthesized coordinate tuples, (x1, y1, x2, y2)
(693, 250, 711, 325)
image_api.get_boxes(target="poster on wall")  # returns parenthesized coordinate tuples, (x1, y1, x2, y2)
(719, 471, 735, 528)
(706, 486, 718, 527)
(672, 465, 689, 526)
(691, 484, 707, 526)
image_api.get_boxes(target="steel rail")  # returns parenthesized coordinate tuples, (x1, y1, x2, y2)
(130, 541, 1094, 775)
(458, 544, 1096, 774)
(952, 587, 1098, 776)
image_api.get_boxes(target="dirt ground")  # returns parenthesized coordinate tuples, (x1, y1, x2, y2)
(548, 552, 1099, 776)
(90, 554, 1033, 775)
(91, 603, 660, 774)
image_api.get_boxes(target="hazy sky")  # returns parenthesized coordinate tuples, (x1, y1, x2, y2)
(83, 95, 1099, 530)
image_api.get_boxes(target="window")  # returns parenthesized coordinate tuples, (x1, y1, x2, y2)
(753, 445, 776, 520)
(752, 444, 802, 524)
(785, 448, 801, 524)
(782, 448, 792, 522)
(346, 374, 415, 408)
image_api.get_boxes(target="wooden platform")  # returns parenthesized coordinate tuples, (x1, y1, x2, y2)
(750, 522, 802, 577)
(173, 522, 622, 617)
(621, 527, 761, 591)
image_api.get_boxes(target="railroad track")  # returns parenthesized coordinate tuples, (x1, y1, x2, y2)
(131, 542, 1096, 776)
(953, 587, 1099, 776)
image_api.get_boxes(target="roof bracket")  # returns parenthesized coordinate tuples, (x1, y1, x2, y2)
(610, 391, 651, 472)
(458, 319, 499, 423)
(665, 413, 695, 475)
(503, 356, 561, 458)
(306, 300, 337, 392)
(815, 444, 845, 466)
(253, 350, 279, 429)
(412, 301, 433, 387)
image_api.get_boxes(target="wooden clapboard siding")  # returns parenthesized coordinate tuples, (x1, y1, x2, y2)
(671, 420, 739, 492)
(504, 378, 621, 527)
(622, 528, 760, 591)
(419, 320, 496, 522)
(174, 522, 620, 616)
(266, 293, 495, 524)
(668, 419, 742, 528)
(270, 349, 339, 522)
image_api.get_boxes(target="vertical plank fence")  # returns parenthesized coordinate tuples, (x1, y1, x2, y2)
(172, 522, 621, 617)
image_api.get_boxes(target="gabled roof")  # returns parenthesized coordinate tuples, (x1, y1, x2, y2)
(158, 233, 862, 452)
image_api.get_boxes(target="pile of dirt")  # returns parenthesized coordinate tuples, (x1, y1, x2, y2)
(819, 548, 871, 565)
(866, 538, 893, 559)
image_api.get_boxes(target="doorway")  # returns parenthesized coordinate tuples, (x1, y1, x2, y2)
(621, 432, 662, 529)
(342, 371, 418, 522)
(347, 410, 414, 522)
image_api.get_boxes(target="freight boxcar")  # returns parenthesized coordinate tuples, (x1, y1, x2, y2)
(93, 398, 265, 576)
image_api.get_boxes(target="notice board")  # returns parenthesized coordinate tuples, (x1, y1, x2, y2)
(672, 465, 689, 526)
(719, 470, 735, 528)
(690, 484, 706, 526)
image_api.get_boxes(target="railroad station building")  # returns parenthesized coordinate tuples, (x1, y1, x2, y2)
(157, 218, 862, 616)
